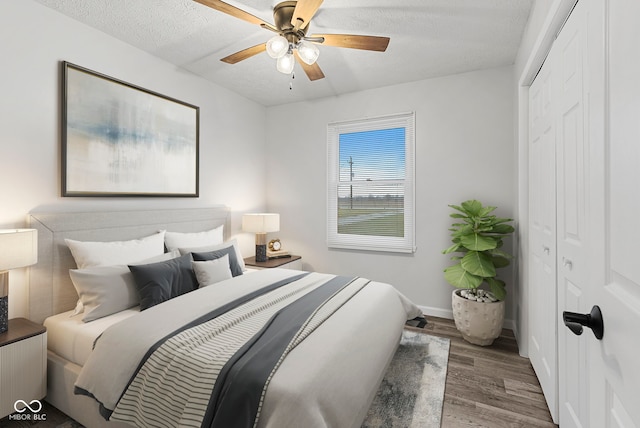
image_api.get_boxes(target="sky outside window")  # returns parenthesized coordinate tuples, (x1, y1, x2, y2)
(339, 127, 406, 182)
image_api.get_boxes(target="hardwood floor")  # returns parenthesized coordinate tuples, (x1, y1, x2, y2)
(418, 316, 558, 428)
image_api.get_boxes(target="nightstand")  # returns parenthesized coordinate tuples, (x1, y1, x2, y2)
(244, 255, 302, 270)
(0, 318, 47, 419)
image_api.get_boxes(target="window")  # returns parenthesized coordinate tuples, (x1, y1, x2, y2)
(327, 112, 415, 253)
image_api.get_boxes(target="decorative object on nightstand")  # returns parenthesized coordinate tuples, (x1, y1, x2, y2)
(242, 213, 280, 262)
(267, 238, 290, 259)
(0, 229, 38, 334)
(0, 318, 47, 419)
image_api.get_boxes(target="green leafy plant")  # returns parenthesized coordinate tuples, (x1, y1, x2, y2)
(442, 200, 514, 301)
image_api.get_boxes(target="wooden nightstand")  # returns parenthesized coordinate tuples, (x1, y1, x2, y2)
(244, 255, 302, 270)
(0, 318, 47, 419)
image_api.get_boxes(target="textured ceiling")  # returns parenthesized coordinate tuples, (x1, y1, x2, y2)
(35, 0, 533, 106)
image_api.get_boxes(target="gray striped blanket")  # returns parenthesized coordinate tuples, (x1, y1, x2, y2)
(76, 270, 371, 428)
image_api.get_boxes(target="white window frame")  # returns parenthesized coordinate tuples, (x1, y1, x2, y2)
(327, 112, 416, 253)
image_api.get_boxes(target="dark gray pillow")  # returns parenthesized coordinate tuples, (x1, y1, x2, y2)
(191, 247, 243, 277)
(128, 253, 198, 311)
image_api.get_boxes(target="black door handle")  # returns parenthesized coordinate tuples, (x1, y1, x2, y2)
(563, 305, 604, 340)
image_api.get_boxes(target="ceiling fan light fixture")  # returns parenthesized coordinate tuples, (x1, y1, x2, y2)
(276, 52, 295, 74)
(204, 0, 390, 82)
(266, 35, 289, 59)
(297, 40, 319, 65)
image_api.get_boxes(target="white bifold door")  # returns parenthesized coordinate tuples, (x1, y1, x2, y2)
(528, 0, 640, 426)
(528, 45, 558, 421)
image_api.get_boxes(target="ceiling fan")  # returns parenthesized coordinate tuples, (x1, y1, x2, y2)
(194, 0, 390, 81)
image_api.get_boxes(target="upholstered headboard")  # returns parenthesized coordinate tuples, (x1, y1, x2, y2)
(27, 207, 231, 324)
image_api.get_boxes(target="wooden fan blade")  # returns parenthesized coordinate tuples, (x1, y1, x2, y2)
(194, 0, 277, 31)
(294, 51, 325, 81)
(221, 43, 266, 64)
(311, 34, 390, 52)
(291, 0, 323, 30)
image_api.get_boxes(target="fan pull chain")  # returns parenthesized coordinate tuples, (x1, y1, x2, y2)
(289, 72, 295, 90)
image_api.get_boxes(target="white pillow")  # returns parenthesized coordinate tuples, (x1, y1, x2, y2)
(164, 226, 224, 252)
(66, 231, 166, 269)
(178, 238, 246, 271)
(70, 250, 180, 322)
(192, 254, 233, 287)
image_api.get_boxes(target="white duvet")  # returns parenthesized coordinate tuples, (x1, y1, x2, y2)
(75, 268, 421, 428)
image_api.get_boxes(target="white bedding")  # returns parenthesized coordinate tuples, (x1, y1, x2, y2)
(44, 267, 259, 367)
(44, 308, 139, 366)
(44, 269, 260, 367)
(74, 268, 422, 428)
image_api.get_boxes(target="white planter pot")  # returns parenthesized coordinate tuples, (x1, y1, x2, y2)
(451, 289, 505, 346)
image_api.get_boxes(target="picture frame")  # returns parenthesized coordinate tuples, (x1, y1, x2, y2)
(61, 61, 199, 197)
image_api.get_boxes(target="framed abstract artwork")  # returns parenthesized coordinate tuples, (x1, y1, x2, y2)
(61, 61, 199, 197)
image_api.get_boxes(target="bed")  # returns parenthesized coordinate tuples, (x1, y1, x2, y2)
(28, 207, 422, 428)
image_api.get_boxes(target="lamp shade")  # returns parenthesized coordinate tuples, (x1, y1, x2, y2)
(242, 214, 280, 233)
(0, 229, 38, 271)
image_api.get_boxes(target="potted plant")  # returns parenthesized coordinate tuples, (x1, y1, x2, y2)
(442, 199, 515, 346)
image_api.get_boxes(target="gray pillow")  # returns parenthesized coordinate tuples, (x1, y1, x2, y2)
(191, 246, 243, 277)
(128, 253, 198, 311)
(179, 239, 246, 272)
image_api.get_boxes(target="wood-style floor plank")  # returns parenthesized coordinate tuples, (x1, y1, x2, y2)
(414, 316, 558, 428)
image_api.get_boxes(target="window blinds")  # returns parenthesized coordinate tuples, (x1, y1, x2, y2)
(327, 112, 415, 253)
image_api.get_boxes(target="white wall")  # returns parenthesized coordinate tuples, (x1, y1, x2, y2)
(0, 1, 267, 318)
(265, 66, 516, 320)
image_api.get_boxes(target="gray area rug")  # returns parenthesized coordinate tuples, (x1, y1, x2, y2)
(362, 330, 451, 428)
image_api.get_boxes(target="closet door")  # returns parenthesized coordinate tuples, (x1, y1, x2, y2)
(528, 55, 558, 422)
(554, 1, 591, 426)
(528, 1, 639, 425)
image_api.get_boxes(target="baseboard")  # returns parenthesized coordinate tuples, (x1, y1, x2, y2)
(418, 305, 453, 320)
(503, 318, 516, 334)
(419, 304, 516, 333)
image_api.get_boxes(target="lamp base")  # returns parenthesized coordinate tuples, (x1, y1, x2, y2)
(255, 232, 268, 262)
(0, 296, 7, 334)
(255, 244, 268, 262)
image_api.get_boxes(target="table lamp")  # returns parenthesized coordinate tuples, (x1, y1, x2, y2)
(0, 229, 38, 334)
(242, 213, 279, 262)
